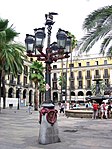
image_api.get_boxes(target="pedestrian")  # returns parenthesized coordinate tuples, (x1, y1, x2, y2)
(100, 102, 105, 119)
(59, 102, 65, 114)
(108, 102, 111, 118)
(92, 101, 99, 119)
(28, 103, 32, 114)
(104, 102, 108, 119)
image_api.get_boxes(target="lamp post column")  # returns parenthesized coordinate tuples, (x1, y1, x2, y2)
(45, 25, 52, 102)
(17, 88, 20, 110)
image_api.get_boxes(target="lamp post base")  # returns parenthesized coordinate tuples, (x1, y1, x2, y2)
(38, 102, 61, 144)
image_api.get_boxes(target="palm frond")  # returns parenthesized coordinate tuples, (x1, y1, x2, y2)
(83, 5, 112, 31)
(100, 34, 112, 54)
(5, 28, 19, 42)
(106, 45, 112, 57)
(78, 23, 111, 53)
(0, 19, 8, 31)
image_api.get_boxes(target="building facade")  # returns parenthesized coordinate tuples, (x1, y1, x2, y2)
(2, 56, 36, 108)
(2, 53, 112, 108)
(51, 53, 112, 103)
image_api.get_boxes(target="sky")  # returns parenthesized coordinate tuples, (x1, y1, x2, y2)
(0, 0, 112, 54)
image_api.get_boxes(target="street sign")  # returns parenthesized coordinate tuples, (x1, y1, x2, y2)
(46, 83, 50, 91)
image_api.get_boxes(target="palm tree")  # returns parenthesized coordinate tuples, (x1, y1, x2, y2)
(38, 79, 46, 106)
(67, 32, 77, 102)
(0, 18, 25, 111)
(78, 5, 112, 55)
(30, 61, 44, 110)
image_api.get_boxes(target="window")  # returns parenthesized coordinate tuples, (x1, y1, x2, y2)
(87, 80, 91, 88)
(30, 58, 33, 62)
(78, 81, 83, 88)
(78, 63, 81, 67)
(95, 61, 98, 65)
(53, 82, 57, 89)
(53, 65, 57, 69)
(70, 72, 74, 78)
(104, 69, 108, 76)
(95, 70, 99, 75)
(17, 75, 20, 84)
(71, 81, 74, 89)
(69, 63, 74, 68)
(104, 60, 107, 65)
(53, 73, 57, 79)
(87, 70, 90, 77)
(86, 62, 90, 66)
(24, 65, 28, 75)
(23, 76, 27, 86)
(78, 71, 82, 77)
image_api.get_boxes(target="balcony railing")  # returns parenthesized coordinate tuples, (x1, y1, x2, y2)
(69, 86, 75, 90)
(52, 87, 58, 90)
(85, 76, 91, 79)
(103, 74, 110, 78)
(94, 75, 101, 79)
(77, 76, 83, 80)
(78, 86, 83, 89)
(52, 77, 57, 81)
(9, 80, 16, 86)
(69, 77, 75, 80)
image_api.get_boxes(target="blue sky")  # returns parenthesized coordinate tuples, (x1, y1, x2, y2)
(0, 0, 112, 53)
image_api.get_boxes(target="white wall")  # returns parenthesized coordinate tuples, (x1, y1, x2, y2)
(1, 98, 26, 108)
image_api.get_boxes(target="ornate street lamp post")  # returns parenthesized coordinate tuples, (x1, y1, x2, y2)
(16, 85, 21, 110)
(25, 12, 72, 145)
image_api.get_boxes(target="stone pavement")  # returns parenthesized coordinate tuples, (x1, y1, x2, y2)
(0, 107, 112, 149)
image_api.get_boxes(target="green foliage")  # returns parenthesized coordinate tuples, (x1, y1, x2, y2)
(58, 75, 66, 87)
(29, 61, 45, 89)
(67, 32, 77, 50)
(78, 5, 112, 56)
(0, 18, 25, 77)
(38, 80, 46, 93)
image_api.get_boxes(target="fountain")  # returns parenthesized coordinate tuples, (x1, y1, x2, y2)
(65, 78, 112, 118)
(86, 78, 111, 105)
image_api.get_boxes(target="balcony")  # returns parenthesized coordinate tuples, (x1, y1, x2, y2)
(85, 76, 91, 79)
(52, 77, 57, 81)
(17, 82, 22, 86)
(29, 83, 33, 88)
(24, 71, 28, 76)
(78, 86, 83, 89)
(69, 76, 75, 80)
(85, 86, 91, 90)
(69, 86, 75, 90)
(77, 76, 83, 80)
(52, 87, 58, 90)
(24, 83, 29, 88)
(103, 74, 110, 78)
(94, 75, 101, 79)
(9, 80, 16, 86)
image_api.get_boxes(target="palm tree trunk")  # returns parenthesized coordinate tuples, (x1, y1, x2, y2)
(34, 84, 38, 111)
(60, 59, 63, 102)
(0, 72, 2, 113)
(2, 73, 6, 109)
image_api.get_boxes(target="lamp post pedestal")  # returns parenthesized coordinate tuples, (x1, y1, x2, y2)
(38, 102, 60, 144)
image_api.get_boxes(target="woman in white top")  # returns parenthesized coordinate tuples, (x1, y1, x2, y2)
(100, 102, 105, 119)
